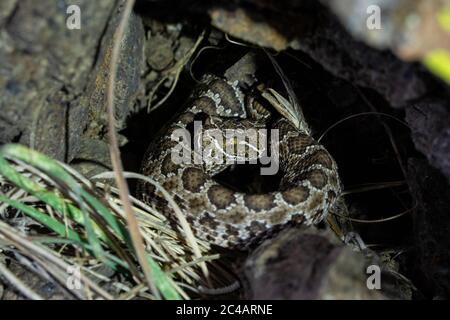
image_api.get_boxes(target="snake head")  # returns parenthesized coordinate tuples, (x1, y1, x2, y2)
(196, 117, 269, 176)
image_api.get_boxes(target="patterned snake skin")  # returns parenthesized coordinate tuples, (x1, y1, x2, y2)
(139, 74, 341, 249)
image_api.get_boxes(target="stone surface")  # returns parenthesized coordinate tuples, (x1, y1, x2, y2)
(407, 159, 450, 297)
(322, 0, 450, 61)
(406, 100, 450, 183)
(0, 0, 145, 175)
(145, 34, 173, 71)
(209, 7, 289, 51)
(0, 0, 116, 160)
(70, 5, 145, 174)
(243, 227, 410, 299)
(292, 9, 428, 109)
(0, 0, 17, 27)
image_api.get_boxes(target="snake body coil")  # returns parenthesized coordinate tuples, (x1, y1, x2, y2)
(140, 74, 341, 249)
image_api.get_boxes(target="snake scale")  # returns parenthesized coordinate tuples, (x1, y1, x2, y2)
(139, 73, 341, 249)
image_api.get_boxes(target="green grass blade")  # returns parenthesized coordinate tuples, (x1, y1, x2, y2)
(0, 144, 184, 299)
(1, 144, 129, 243)
(147, 255, 182, 300)
(0, 195, 82, 243)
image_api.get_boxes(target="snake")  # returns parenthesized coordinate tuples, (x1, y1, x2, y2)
(139, 73, 341, 249)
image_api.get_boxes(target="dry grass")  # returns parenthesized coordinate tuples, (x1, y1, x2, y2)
(0, 146, 237, 299)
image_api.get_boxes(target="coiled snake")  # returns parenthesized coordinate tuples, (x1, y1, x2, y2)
(139, 73, 341, 249)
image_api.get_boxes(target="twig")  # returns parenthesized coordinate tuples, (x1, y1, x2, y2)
(93, 171, 210, 281)
(189, 45, 226, 83)
(318, 111, 409, 143)
(105, 0, 159, 298)
(342, 180, 406, 196)
(147, 31, 205, 113)
(331, 206, 414, 224)
(0, 260, 44, 300)
(354, 86, 408, 179)
(0, 221, 113, 299)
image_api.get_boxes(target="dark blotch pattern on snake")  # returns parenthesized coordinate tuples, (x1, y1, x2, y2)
(139, 74, 341, 249)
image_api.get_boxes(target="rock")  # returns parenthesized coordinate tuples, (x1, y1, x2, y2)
(0, 0, 144, 173)
(407, 159, 450, 297)
(209, 7, 289, 51)
(322, 0, 450, 61)
(175, 36, 194, 61)
(69, 5, 145, 173)
(145, 34, 173, 71)
(31, 89, 73, 162)
(0, 0, 115, 160)
(70, 138, 112, 178)
(320, 0, 403, 51)
(206, 1, 428, 107)
(0, 0, 17, 27)
(406, 100, 450, 183)
(242, 227, 410, 299)
(293, 9, 427, 108)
